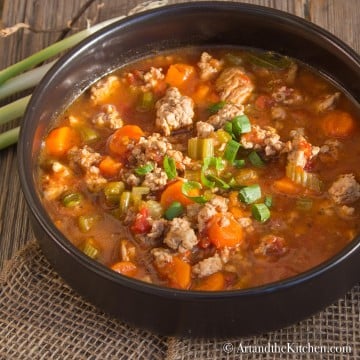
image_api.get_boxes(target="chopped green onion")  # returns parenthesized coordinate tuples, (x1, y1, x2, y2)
(78, 214, 100, 233)
(163, 155, 177, 180)
(82, 238, 99, 259)
(224, 139, 241, 163)
(181, 181, 207, 204)
(188, 137, 214, 160)
(120, 191, 131, 215)
(248, 151, 265, 167)
(103, 181, 125, 204)
(206, 174, 230, 190)
(252, 203, 271, 222)
(201, 168, 215, 188)
(208, 100, 226, 114)
(296, 197, 313, 211)
(137, 91, 154, 112)
(264, 195, 273, 208)
(164, 201, 184, 220)
(135, 163, 154, 175)
(203, 156, 225, 171)
(238, 184, 262, 204)
(231, 115, 251, 137)
(223, 121, 233, 136)
(61, 192, 83, 207)
(233, 159, 246, 168)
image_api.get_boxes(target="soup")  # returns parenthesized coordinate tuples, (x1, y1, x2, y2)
(37, 48, 360, 291)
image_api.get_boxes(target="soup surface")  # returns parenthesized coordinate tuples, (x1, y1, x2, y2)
(37, 48, 360, 291)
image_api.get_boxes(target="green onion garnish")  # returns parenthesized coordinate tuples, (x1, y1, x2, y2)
(224, 121, 233, 136)
(264, 195, 273, 208)
(232, 115, 251, 137)
(206, 174, 230, 190)
(252, 203, 271, 222)
(208, 100, 226, 114)
(135, 163, 154, 175)
(248, 151, 265, 167)
(163, 156, 177, 180)
(224, 139, 241, 163)
(238, 184, 262, 204)
(61, 192, 83, 207)
(233, 159, 246, 168)
(164, 201, 184, 220)
(181, 181, 207, 204)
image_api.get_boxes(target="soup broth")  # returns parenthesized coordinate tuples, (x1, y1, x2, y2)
(37, 47, 360, 291)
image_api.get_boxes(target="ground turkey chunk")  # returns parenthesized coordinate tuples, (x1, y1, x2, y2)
(286, 128, 320, 168)
(197, 52, 223, 81)
(240, 125, 284, 156)
(193, 254, 223, 278)
(196, 121, 215, 138)
(328, 174, 360, 205)
(197, 195, 229, 232)
(207, 103, 244, 130)
(155, 87, 194, 136)
(215, 67, 254, 106)
(142, 166, 168, 191)
(90, 75, 120, 105)
(91, 104, 123, 129)
(164, 217, 198, 253)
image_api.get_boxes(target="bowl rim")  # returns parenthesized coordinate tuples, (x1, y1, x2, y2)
(18, 1, 360, 301)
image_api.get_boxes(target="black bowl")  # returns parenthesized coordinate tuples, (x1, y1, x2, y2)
(18, 2, 360, 337)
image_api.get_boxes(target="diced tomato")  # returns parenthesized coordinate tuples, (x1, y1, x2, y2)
(255, 95, 273, 110)
(131, 207, 152, 234)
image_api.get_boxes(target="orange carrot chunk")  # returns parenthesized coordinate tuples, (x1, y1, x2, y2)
(107, 125, 144, 156)
(272, 177, 303, 195)
(111, 261, 137, 277)
(157, 256, 191, 289)
(193, 272, 225, 291)
(207, 212, 244, 249)
(165, 63, 195, 88)
(160, 180, 198, 209)
(44, 126, 80, 157)
(99, 156, 123, 177)
(322, 110, 356, 138)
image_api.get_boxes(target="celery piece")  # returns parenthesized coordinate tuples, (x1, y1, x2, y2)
(103, 181, 125, 204)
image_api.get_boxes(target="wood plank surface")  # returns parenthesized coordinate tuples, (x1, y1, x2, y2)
(0, 0, 359, 271)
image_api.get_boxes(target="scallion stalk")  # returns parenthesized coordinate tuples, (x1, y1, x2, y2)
(0, 127, 20, 150)
(0, 16, 126, 85)
(0, 95, 31, 126)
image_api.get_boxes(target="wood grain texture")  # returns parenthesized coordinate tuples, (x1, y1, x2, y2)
(0, 0, 359, 271)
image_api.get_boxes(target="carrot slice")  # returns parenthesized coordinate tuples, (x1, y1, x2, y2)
(44, 126, 80, 157)
(157, 256, 191, 289)
(107, 125, 144, 156)
(99, 156, 123, 177)
(160, 180, 198, 209)
(111, 261, 137, 277)
(193, 272, 225, 291)
(165, 63, 195, 88)
(322, 110, 356, 138)
(207, 212, 244, 249)
(272, 177, 303, 195)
